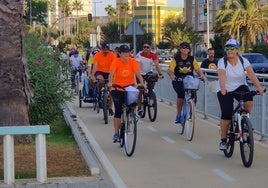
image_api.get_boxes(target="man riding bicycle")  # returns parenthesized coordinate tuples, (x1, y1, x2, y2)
(135, 41, 163, 115)
(91, 43, 116, 115)
(70, 50, 84, 89)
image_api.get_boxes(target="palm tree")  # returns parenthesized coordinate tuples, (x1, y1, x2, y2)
(121, 2, 130, 32)
(0, 1, 32, 143)
(105, 5, 117, 22)
(216, 0, 268, 51)
(58, 0, 71, 35)
(72, 0, 83, 35)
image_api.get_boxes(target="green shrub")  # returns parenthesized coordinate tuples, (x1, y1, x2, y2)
(25, 34, 73, 124)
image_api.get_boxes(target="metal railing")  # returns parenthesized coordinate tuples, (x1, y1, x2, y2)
(154, 65, 268, 139)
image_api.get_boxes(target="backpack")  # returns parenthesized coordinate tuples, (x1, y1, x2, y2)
(223, 55, 245, 70)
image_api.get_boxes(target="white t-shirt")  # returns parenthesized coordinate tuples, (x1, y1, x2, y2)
(216, 56, 251, 92)
(70, 54, 83, 68)
(135, 51, 155, 75)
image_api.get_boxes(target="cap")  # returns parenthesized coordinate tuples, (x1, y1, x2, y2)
(179, 42, 190, 49)
(101, 43, 109, 49)
(119, 44, 130, 53)
(73, 50, 79, 54)
(225, 39, 239, 48)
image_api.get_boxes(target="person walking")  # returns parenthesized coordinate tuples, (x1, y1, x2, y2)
(108, 44, 145, 143)
(201, 48, 218, 75)
(216, 39, 265, 150)
(167, 42, 206, 124)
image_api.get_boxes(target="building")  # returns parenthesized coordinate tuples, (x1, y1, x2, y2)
(116, 0, 182, 45)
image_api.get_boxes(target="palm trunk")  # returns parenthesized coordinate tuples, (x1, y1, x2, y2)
(0, 0, 32, 143)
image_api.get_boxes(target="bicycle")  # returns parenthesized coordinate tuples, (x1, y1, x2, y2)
(139, 72, 159, 122)
(223, 88, 266, 167)
(113, 84, 139, 157)
(92, 79, 110, 124)
(176, 75, 201, 141)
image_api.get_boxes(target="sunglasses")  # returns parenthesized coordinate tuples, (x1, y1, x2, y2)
(143, 46, 150, 49)
(181, 46, 189, 49)
(225, 46, 237, 51)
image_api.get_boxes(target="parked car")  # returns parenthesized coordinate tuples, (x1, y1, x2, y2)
(158, 54, 173, 64)
(241, 53, 268, 74)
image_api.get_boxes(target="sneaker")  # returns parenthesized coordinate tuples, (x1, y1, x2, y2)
(219, 141, 227, 150)
(109, 108, 114, 116)
(175, 114, 181, 124)
(137, 107, 143, 116)
(113, 133, 119, 143)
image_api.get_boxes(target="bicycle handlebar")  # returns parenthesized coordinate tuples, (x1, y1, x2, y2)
(229, 88, 266, 98)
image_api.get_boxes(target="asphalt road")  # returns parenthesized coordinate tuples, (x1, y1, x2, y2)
(70, 97, 268, 188)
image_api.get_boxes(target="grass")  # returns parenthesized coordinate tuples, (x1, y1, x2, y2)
(0, 115, 91, 179)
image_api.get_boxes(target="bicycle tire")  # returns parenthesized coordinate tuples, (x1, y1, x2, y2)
(79, 90, 82, 108)
(223, 130, 235, 158)
(119, 123, 125, 147)
(103, 90, 108, 124)
(185, 99, 195, 141)
(140, 93, 146, 118)
(93, 85, 98, 111)
(148, 90, 157, 122)
(240, 116, 254, 167)
(75, 75, 79, 95)
(124, 109, 137, 157)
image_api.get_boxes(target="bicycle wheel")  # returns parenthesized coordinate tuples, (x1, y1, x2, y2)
(93, 85, 99, 113)
(148, 90, 157, 122)
(124, 109, 137, 157)
(75, 75, 79, 95)
(240, 116, 254, 167)
(139, 93, 146, 118)
(119, 122, 125, 147)
(185, 99, 195, 141)
(103, 90, 108, 124)
(79, 90, 82, 108)
(223, 130, 235, 158)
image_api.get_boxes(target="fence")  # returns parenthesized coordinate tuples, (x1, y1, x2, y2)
(155, 65, 268, 139)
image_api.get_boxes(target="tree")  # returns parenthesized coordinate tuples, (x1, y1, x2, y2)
(58, 0, 72, 35)
(121, 2, 131, 33)
(215, 0, 268, 51)
(161, 15, 201, 48)
(0, 0, 32, 143)
(105, 5, 117, 22)
(72, 0, 83, 34)
(26, 0, 48, 26)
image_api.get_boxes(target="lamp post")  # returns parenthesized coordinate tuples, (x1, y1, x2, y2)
(206, 0, 210, 48)
(92, 1, 102, 47)
(154, 0, 157, 51)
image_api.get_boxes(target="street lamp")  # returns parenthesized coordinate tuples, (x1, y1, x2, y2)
(92, 1, 102, 46)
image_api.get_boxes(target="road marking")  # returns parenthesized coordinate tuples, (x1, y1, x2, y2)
(147, 126, 158, 132)
(162, 136, 176, 143)
(182, 149, 202, 159)
(212, 168, 236, 182)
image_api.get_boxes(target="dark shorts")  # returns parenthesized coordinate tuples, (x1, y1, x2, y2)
(94, 71, 109, 80)
(172, 80, 185, 99)
(217, 85, 253, 120)
(111, 90, 125, 118)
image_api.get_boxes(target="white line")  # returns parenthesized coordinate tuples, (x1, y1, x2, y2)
(212, 168, 236, 182)
(162, 136, 176, 143)
(147, 126, 158, 132)
(182, 149, 202, 159)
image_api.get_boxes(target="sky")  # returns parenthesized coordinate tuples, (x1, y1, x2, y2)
(97, 0, 184, 16)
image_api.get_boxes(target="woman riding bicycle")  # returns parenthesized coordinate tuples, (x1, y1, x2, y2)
(167, 42, 206, 124)
(108, 44, 145, 143)
(216, 39, 264, 150)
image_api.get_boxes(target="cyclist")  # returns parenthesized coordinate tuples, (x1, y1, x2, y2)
(216, 39, 264, 150)
(91, 43, 116, 115)
(167, 42, 206, 124)
(108, 44, 146, 143)
(70, 50, 84, 88)
(135, 41, 164, 115)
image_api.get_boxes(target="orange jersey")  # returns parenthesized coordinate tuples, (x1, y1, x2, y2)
(110, 57, 140, 87)
(93, 51, 116, 73)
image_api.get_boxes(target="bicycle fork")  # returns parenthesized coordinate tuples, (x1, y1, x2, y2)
(237, 113, 250, 142)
